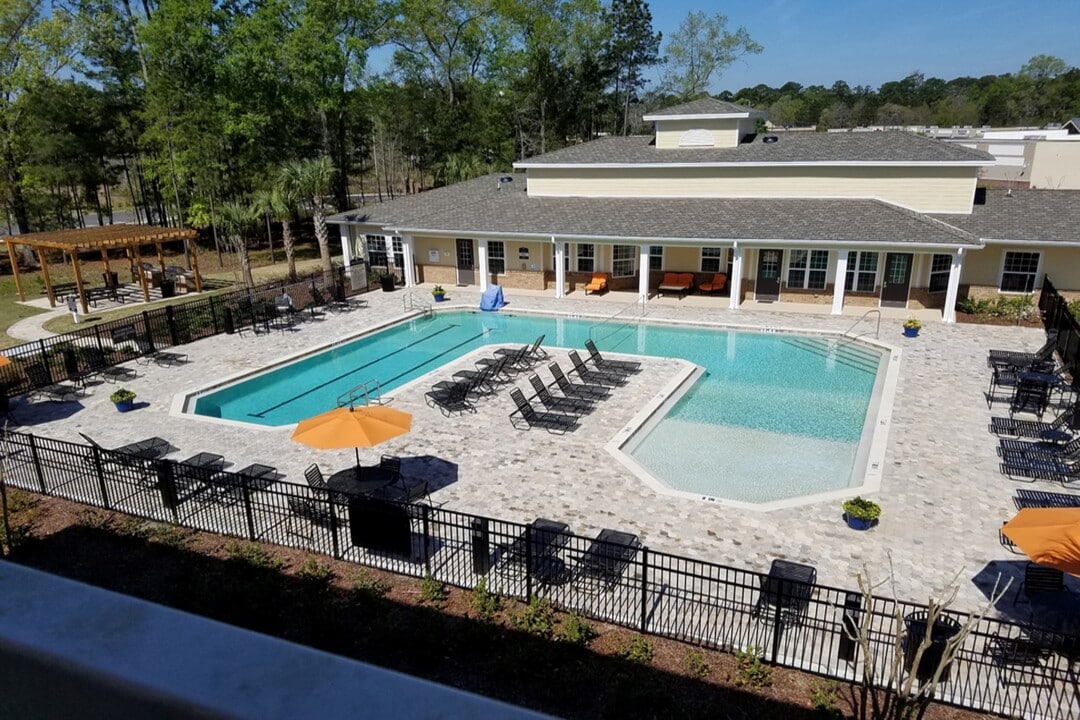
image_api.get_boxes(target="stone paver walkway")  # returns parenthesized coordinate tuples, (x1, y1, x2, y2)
(7, 285, 1069, 621)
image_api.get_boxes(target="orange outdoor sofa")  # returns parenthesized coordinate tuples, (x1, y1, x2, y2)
(657, 272, 694, 298)
(698, 273, 727, 294)
(584, 272, 609, 295)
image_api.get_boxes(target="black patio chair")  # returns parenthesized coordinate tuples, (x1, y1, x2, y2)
(379, 455, 402, 483)
(548, 361, 610, 400)
(752, 559, 817, 626)
(286, 496, 334, 539)
(1014, 563, 1067, 606)
(584, 339, 642, 375)
(508, 387, 578, 434)
(1010, 379, 1051, 418)
(304, 463, 327, 489)
(568, 350, 627, 387)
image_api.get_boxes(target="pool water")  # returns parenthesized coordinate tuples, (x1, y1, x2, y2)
(192, 311, 883, 503)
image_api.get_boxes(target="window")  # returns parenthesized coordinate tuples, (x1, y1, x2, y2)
(649, 246, 664, 271)
(612, 245, 635, 277)
(366, 235, 388, 267)
(928, 254, 952, 293)
(786, 250, 829, 290)
(488, 241, 505, 275)
(391, 237, 405, 269)
(576, 243, 595, 272)
(845, 252, 878, 293)
(701, 247, 725, 273)
(1000, 251, 1040, 293)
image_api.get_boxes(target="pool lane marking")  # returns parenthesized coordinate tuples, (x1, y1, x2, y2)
(246, 325, 491, 418)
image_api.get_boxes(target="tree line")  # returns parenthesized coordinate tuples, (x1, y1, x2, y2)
(2, 0, 1077, 247)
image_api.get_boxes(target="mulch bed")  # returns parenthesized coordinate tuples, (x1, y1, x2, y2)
(3, 491, 991, 719)
(954, 312, 1043, 328)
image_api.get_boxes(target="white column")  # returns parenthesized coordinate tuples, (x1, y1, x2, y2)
(339, 224, 353, 265)
(728, 245, 744, 310)
(401, 235, 416, 288)
(477, 238, 489, 292)
(638, 244, 650, 304)
(553, 238, 565, 299)
(832, 249, 849, 315)
(943, 249, 964, 323)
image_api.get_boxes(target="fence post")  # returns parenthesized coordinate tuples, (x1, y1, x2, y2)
(524, 523, 534, 602)
(165, 306, 179, 346)
(156, 462, 180, 525)
(327, 498, 341, 559)
(209, 295, 220, 335)
(421, 505, 431, 576)
(90, 446, 110, 509)
(770, 584, 785, 664)
(640, 546, 649, 633)
(240, 479, 256, 541)
(27, 434, 46, 494)
(141, 311, 156, 352)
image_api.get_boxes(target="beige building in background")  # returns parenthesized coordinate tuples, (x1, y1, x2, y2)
(329, 99, 1080, 321)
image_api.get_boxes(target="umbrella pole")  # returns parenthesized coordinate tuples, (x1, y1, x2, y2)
(355, 447, 361, 478)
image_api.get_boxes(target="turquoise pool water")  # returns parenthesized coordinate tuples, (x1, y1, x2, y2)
(193, 311, 883, 502)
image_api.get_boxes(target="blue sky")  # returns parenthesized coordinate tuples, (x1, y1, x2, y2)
(648, 0, 1079, 92)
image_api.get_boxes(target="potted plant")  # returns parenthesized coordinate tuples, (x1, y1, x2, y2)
(109, 388, 137, 412)
(842, 496, 881, 530)
(431, 285, 446, 302)
(902, 317, 922, 338)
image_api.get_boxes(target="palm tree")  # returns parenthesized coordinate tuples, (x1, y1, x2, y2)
(217, 200, 257, 288)
(280, 157, 335, 287)
(252, 185, 300, 281)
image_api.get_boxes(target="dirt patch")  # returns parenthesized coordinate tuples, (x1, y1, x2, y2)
(3, 491, 989, 719)
(954, 311, 1043, 328)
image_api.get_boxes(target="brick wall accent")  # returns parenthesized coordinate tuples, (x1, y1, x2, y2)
(498, 270, 545, 291)
(416, 265, 457, 286)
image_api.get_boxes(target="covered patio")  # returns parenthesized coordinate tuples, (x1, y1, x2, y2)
(3, 225, 202, 314)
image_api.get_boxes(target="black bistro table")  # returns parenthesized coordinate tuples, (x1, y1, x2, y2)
(326, 466, 398, 498)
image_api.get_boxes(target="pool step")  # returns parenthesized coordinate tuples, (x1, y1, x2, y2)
(779, 337, 881, 374)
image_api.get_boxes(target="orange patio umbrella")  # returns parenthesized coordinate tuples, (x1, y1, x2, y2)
(0, 355, 11, 369)
(291, 405, 412, 471)
(1001, 507, 1080, 576)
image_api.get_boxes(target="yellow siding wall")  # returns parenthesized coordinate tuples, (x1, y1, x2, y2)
(654, 118, 742, 149)
(526, 166, 977, 213)
(1030, 142, 1080, 189)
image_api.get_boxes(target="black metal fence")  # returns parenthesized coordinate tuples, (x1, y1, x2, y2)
(1, 428, 1076, 720)
(1039, 276, 1080, 379)
(0, 266, 369, 398)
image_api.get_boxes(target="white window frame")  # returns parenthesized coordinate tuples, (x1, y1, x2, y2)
(576, 243, 595, 273)
(390, 236, 404, 269)
(488, 241, 505, 275)
(366, 234, 389, 267)
(649, 246, 664, 271)
(701, 247, 725, 273)
(786, 249, 829, 290)
(612, 245, 635, 277)
(845, 251, 879, 293)
(928, 253, 951, 294)
(998, 251, 1040, 294)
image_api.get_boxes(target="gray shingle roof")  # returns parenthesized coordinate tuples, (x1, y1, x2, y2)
(515, 131, 994, 166)
(643, 98, 759, 117)
(931, 189, 1080, 243)
(328, 173, 980, 247)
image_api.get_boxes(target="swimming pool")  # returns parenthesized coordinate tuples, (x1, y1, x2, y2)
(190, 310, 886, 503)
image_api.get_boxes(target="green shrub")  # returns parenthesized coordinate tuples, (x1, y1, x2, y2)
(418, 573, 448, 607)
(224, 541, 282, 570)
(1068, 299, 1080, 320)
(296, 557, 334, 587)
(558, 613, 597, 646)
(468, 578, 501, 621)
(809, 679, 841, 714)
(354, 569, 390, 597)
(733, 646, 772, 688)
(512, 597, 555, 638)
(956, 296, 994, 315)
(1000, 294, 1035, 325)
(616, 634, 654, 664)
(685, 648, 710, 678)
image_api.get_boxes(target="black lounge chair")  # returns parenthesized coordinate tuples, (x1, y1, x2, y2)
(752, 558, 817, 626)
(133, 338, 188, 367)
(568, 350, 627, 387)
(79, 433, 175, 475)
(1014, 489, 1080, 509)
(437, 367, 496, 398)
(456, 355, 510, 387)
(425, 381, 476, 416)
(998, 436, 1080, 460)
(990, 407, 1077, 438)
(988, 338, 1057, 370)
(82, 347, 137, 384)
(24, 363, 84, 403)
(496, 518, 572, 582)
(548, 361, 610, 399)
(584, 339, 642, 375)
(497, 335, 548, 364)
(527, 373, 593, 415)
(311, 286, 352, 312)
(1000, 451, 1080, 486)
(575, 528, 642, 592)
(508, 387, 578, 434)
(481, 346, 530, 375)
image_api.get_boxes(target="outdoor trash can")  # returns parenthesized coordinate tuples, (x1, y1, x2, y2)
(380, 274, 395, 292)
(903, 612, 962, 682)
(160, 279, 176, 298)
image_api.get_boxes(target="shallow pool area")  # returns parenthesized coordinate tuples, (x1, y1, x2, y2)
(188, 310, 887, 504)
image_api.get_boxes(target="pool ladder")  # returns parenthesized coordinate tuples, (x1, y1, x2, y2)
(337, 379, 383, 407)
(403, 290, 433, 318)
(841, 309, 881, 340)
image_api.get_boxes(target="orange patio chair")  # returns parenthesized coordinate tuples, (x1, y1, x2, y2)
(699, 273, 727, 294)
(584, 272, 609, 295)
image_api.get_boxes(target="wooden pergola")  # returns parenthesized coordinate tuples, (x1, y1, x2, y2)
(2, 225, 202, 314)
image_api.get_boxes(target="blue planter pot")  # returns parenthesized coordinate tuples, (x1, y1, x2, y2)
(114, 400, 135, 412)
(903, 326, 920, 338)
(432, 294, 446, 302)
(845, 514, 874, 530)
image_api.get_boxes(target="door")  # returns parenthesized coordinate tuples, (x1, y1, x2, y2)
(455, 239, 475, 286)
(880, 252, 913, 307)
(755, 249, 782, 301)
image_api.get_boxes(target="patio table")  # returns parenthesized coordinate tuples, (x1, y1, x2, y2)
(326, 466, 397, 499)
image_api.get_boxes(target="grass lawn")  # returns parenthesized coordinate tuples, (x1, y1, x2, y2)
(0, 275, 50, 349)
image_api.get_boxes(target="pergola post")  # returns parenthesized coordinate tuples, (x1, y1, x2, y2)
(36, 248, 55, 307)
(132, 245, 151, 302)
(70, 250, 89, 315)
(154, 242, 167, 275)
(189, 239, 203, 292)
(6, 240, 25, 301)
